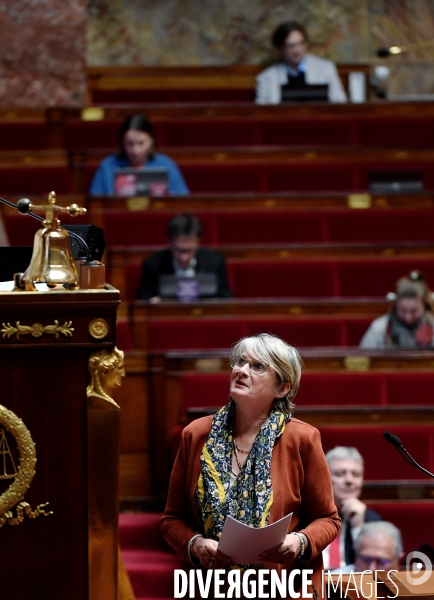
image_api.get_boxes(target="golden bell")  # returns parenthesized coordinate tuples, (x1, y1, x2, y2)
(23, 225, 79, 288)
(15, 191, 87, 291)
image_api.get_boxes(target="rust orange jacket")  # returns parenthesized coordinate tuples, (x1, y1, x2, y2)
(161, 416, 341, 599)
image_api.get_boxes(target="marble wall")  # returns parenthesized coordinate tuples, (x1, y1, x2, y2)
(0, 0, 87, 106)
(87, 0, 434, 97)
(87, 0, 371, 66)
(1, 0, 434, 105)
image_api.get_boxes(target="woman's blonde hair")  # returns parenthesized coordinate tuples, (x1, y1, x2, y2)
(231, 333, 303, 414)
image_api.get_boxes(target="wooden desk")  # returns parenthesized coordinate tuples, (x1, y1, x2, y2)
(86, 64, 370, 101)
(87, 191, 434, 215)
(156, 348, 434, 372)
(0, 288, 120, 600)
(72, 145, 434, 166)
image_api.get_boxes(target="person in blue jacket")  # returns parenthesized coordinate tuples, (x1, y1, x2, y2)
(88, 114, 190, 195)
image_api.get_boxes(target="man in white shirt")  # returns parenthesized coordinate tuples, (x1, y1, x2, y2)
(255, 21, 347, 104)
(324, 446, 381, 570)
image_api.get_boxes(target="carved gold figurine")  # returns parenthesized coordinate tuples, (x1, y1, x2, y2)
(86, 347, 125, 408)
(86, 346, 136, 600)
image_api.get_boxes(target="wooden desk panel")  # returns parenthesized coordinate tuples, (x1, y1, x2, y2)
(86, 191, 434, 216)
(86, 64, 370, 99)
(154, 348, 434, 373)
(56, 99, 434, 120)
(73, 145, 434, 166)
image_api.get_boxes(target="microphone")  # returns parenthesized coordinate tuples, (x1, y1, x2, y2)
(377, 47, 393, 58)
(0, 195, 92, 259)
(383, 430, 434, 479)
(376, 38, 434, 58)
(383, 431, 403, 448)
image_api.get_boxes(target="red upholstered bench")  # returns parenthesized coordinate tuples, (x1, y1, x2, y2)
(245, 316, 372, 347)
(117, 319, 134, 351)
(179, 373, 231, 414)
(103, 211, 217, 246)
(386, 372, 434, 405)
(356, 117, 434, 148)
(319, 425, 434, 480)
(62, 120, 121, 150)
(3, 213, 92, 246)
(0, 122, 51, 150)
(215, 211, 327, 244)
(328, 208, 434, 243)
(0, 166, 71, 196)
(148, 319, 248, 352)
(177, 372, 434, 412)
(227, 258, 434, 299)
(122, 263, 142, 302)
(3, 215, 40, 245)
(297, 372, 386, 406)
(144, 317, 373, 351)
(227, 260, 338, 298)
(299, 371, 434, 406)
(338, 258, 434, 297)
(365, 502, 434, 553)
(123, 259, 434, 301)
(103, 208, 434, 247)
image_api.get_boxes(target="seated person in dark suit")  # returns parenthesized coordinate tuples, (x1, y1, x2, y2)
(324, 446, 382, 570)
(138, 213, 232, 302)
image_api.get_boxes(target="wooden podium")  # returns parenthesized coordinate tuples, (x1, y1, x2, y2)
(0, 288, 120, 600)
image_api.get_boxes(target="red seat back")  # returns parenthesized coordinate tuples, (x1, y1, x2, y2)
(319, 425, 434, 480)
(366, 502, 434, 553)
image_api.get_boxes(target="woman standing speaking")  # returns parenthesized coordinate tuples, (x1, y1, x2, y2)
(161, 333, 340, 599)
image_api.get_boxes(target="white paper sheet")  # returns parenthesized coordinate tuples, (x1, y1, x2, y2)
(218, 512, 293, 564)
(0, 281, 52, 292)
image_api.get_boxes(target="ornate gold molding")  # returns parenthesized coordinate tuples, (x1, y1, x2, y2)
(1, 320, 74, 340)
(0, 404, 52, 527)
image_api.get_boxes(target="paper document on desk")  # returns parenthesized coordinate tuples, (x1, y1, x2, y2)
(218, 512, 293, 564)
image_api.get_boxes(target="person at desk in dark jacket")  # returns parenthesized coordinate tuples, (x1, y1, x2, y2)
(138, 213, 232, 302)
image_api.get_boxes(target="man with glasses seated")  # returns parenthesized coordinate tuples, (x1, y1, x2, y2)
(332, 521, 404, 573)
(255, 21, 347, 104)
(138, 213, 232, 302)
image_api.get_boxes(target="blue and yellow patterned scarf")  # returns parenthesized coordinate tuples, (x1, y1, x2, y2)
(196, 400, 291, 549)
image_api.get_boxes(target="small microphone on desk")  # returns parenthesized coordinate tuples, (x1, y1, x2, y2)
(383, 430, 434, 479)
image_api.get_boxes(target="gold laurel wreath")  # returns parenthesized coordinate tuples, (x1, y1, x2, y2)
(0, 405, 52, 526)
(0, 404, 38, 518)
